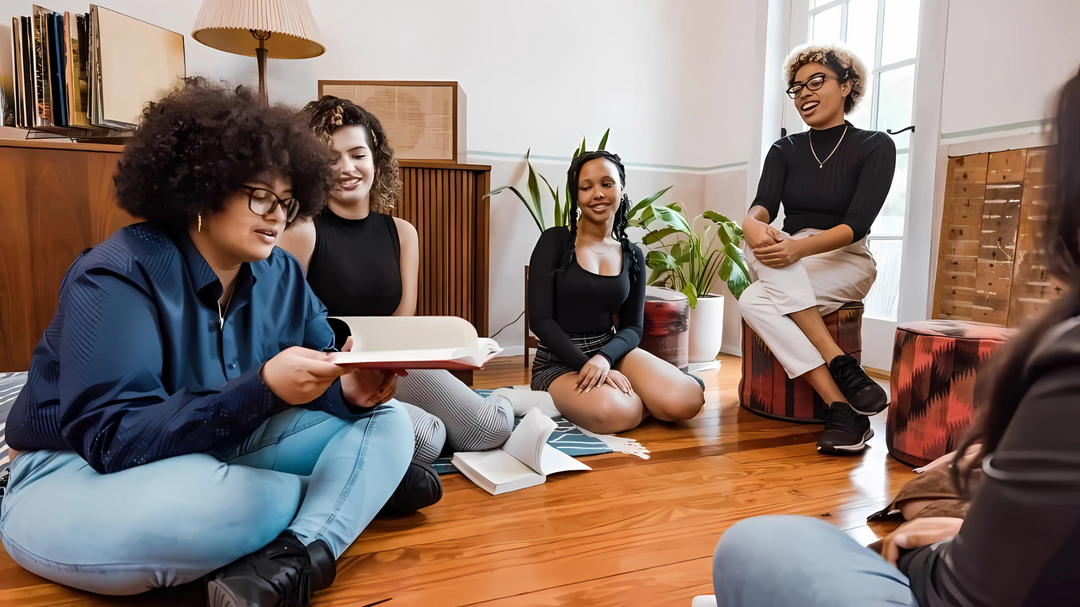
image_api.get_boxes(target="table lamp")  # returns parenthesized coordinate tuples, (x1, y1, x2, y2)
(191, 0, 325, 107)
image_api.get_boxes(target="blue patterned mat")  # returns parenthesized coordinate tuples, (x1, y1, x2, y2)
(430, 389, 613, 475)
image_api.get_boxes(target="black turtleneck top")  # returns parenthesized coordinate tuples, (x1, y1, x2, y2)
(751, 121, 896, 241)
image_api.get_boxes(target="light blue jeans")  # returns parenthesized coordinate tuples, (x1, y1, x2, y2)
(0, 403, 413, 596)
(713, 516, 919, 607)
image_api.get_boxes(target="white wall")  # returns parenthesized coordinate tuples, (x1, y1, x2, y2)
(940, 0, 1080, 138)
(1, 0, 764, 354)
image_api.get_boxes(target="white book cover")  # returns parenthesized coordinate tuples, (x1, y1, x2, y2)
(452, 409, 591, 495)
(326, 316, 502, 370)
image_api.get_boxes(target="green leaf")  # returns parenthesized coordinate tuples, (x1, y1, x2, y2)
(526, 160, 544, 226)
(497, 186, 545, 232)
(646, 266, 668, 286)
(721, 243, 752, 299)
(540, 173, 563, 227)
(702, 210, 736, 225)
(645, 250, 678, 271)
(483, 185, 511, 199)
(680, 282, 698, 308)
(652, 204, 692, 234)
(642, 227, 680, 245)
(598, 128, 610, 151)
(629, 205, 655, 228)
(629, 186, 673, 217)
(666, 201, 684, 214)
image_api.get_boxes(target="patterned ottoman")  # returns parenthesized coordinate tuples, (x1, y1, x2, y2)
(739, 302, 864, 423)
(887, 320, 1014, 467)
(640, 287, 690, 372)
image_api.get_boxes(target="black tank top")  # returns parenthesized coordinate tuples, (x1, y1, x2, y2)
(307, 209, 403, 322)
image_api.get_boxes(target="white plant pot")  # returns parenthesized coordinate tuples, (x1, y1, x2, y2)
(688, 294, 725, 364)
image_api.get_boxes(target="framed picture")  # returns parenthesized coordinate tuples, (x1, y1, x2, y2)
(318, 80, 466, 163)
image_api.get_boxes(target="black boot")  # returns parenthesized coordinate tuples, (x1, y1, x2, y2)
(379, 461, 443, 516)
(206, 532, 335, 607)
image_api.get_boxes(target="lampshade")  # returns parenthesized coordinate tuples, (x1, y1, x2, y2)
(191, 0, 325, 59)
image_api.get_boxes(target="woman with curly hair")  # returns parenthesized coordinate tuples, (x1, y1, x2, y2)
(526, 151, 705, 434)
(280, 96, 513, 492)
(738, 43, 895, 455)
(0, 79, 413, 606)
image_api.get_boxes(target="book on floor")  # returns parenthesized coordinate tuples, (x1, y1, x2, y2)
(451, 408, 591, 495)
(326, 316, 502, 370)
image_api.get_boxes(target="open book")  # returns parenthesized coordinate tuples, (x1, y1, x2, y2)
(452, 409, 591, 495)
(326, 316, 502, 370)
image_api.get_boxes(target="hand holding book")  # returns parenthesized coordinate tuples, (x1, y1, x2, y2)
(326, 317, 503, 370)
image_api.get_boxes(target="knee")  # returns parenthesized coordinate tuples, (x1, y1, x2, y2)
(714, 516, 801, 594)
(483, 393, 515, 445)
(407, 406, 446, 465)
(648, 379, 705, 421)
(737, 284, 770, 325)
(581, 392, 643, 434)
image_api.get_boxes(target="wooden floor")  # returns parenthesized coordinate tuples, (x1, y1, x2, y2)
(0, 354, 915, 607)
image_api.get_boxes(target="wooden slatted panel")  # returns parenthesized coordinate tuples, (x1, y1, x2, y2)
(972, 150, 1025, 325)
(1008, 147, 1065, 326)
(394, 162, 491, 335)
(933, 153, 988, 320)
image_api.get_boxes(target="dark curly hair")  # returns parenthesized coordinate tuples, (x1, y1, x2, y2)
(302, 95, 401, 212)
(114, 77, 334, 229)
(560, 151, 640, 283)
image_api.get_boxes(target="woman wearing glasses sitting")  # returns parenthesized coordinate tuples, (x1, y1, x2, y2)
(1, 79, 413, 606)
(739, 43, 895, 455)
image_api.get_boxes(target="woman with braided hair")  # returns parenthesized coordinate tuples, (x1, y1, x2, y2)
(281, 96, 514, 512)
(528, 151, 705, 434)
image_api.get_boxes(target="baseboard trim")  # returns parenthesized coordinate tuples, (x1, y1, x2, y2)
(865, 366, 891, 381)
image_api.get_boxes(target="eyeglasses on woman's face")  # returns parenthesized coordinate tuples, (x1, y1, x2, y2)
(239, 185, 300, 224)
(786, 73, 833, 99)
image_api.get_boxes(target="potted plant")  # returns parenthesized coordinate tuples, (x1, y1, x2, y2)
(627, 199, 751, 364)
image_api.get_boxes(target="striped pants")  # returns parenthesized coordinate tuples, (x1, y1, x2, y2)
(396, 369, 515, 464)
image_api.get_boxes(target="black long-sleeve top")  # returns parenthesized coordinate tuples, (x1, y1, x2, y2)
(899, 315, 1080, 606)
(751, 121, 896, 241)
(527, 227, 646, 370)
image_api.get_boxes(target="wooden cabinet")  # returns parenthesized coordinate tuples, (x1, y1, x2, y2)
(0, 140, 490, 371)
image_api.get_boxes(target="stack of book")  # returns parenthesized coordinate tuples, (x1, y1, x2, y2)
(9, 4, 186, 136)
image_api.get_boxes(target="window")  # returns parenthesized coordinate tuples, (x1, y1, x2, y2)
(802, 0, 920, 320)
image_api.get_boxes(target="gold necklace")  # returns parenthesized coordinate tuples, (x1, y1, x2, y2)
(809, 124, 848, 168)
(584, 239, 616, 255)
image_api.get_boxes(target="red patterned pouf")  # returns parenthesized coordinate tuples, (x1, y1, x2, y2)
(640, 287, 690, 372)
(887, 320, 1014, 467)
(739, 302, 864, 422)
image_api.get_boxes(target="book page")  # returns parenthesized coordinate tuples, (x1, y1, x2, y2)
(503, 409, 557, 474)
(326, 316, 502, 368)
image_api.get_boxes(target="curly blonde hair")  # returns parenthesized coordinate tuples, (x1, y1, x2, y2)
(783, 42, 868, 113)
(303, 95, 401, 213)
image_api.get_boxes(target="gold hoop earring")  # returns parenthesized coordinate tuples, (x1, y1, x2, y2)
(198, 214, 202, 233)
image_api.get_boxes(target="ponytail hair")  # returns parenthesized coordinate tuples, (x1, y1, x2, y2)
(560, 150, 640, 281)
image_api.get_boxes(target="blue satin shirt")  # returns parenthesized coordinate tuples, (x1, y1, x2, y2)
(6, 223, 357, 474)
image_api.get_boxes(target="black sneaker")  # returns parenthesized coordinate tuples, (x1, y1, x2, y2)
(817, 402, 874, 455)
(378, 461, 443, 516)
(207, 532, 335, 607)
(828, 354, 888, 415)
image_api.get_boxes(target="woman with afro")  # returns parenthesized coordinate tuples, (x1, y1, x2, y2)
(1, 78, 413, 607)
